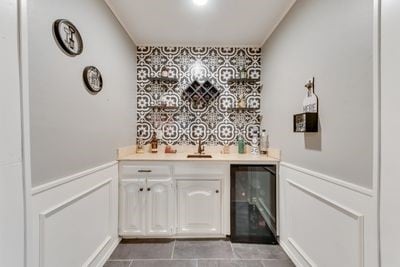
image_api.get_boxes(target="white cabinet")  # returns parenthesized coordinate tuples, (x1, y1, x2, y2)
(119, 161, 228, 238)
(177, 180, 222, 235)
(119, 177, 174, 237)
(146, 178, 174, 236)
(120, 179, 146, 236)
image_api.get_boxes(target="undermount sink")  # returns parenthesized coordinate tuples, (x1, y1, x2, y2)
(187, 154, 212, 158)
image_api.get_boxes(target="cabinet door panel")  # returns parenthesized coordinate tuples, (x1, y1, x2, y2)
(146, 178, 174, 236)
(120, 179, 146, 236)
(177, 180, 221, 235)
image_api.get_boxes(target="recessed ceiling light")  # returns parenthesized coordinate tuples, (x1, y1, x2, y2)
(193, 0, 208, 6)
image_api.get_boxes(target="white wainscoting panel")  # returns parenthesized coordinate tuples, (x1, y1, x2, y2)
(279, 163, 378, 267)
(31, 162, 119, 267)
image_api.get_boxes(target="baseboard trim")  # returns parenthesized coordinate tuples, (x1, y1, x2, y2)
(83, 236, 111, 267)
(288, 238, 317, 267)
(95, 237, 121, 267)
(32, 161, 117, 196)
(281, 162, 374, 197)
(280, 240, 304, 267)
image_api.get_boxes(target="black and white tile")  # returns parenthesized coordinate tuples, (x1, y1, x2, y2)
(137, 46, 261, 145)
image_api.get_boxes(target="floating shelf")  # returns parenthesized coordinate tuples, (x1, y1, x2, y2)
(148, 105, 179, 110)
(227, 78, 260, 84)
(148, 77, 179, 83)
(293, 112, 318, 132)
(227, 107, 259, 112)
(182, 80, 220, 103)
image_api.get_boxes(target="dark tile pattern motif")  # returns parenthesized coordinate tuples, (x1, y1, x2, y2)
(137, 47, 262, 145)
(105, 240, 294, 267)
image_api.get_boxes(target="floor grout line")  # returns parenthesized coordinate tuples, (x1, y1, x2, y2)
(229, 240, 237, 259)
(171, 239, 176, 259)
(107, 259, 133, 262)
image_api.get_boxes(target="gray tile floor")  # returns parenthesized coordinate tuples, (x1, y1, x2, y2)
(105, 240, 294, 267)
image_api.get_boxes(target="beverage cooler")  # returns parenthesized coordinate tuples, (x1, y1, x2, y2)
(230, 165, 277, 244)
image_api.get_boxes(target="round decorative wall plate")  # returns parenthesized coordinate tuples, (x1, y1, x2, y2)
(83, 66, 103, 93)
(53, 19, 83, 56)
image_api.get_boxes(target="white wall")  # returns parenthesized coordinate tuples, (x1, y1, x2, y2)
(261, 0, 380, 266)
(0, 1, 26, 266)
(380, 0, 400, 266)
(261, 0, 374, 188)
(28, 0, 137, 187)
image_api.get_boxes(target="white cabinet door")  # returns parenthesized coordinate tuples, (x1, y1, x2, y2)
(177, 180, 221, 235)
(146, 178, 174, 236)
(120, 179, 146, 236)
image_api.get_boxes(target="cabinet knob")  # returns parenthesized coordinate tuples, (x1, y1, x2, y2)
(216, 190, 219, 193)
(147, 188, 151, 191)
(139, 188, 144, 192)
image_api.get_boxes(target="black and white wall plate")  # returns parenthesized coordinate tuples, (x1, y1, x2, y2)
(83, 66, 103, 93)
(53, 19, 83, 56)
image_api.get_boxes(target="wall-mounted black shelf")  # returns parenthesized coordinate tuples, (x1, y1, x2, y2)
(228, 78, 260, 84)
(293, 112, 318, 132)
(148, 77, 179, 83)
(182, 80, 220, 103)
(227, 107, 259, 112)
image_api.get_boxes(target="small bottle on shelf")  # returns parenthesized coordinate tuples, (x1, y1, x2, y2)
(151, 131, 158, 153)
(237, 94, 246, 108)
(161, 66, 168, 78)
(240, 67, 247, 79)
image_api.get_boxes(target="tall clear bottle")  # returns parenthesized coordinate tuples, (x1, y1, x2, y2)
(260, 129, 268, 155)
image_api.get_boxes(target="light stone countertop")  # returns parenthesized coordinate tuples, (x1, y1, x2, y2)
(117, 145, 280, 163)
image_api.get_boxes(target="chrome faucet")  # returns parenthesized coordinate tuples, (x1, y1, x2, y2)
(197, 137, 205, 154)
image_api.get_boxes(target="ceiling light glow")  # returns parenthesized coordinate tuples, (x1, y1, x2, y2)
(193, 0, 208, 6)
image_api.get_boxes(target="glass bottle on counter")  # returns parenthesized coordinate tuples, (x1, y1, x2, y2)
(250, 134, 259, 155)
(260, 129, 268, 155)
(237, 134, 245, 154)
(151, 131, 158, 153)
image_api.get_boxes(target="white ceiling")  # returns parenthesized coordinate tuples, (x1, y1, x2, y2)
(105, 0, 295, 47)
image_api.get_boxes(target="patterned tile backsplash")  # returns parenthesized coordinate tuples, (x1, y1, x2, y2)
(137, 46, 261, 145)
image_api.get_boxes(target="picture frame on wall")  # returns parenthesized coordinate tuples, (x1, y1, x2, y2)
(83, 66, 103, 94)
(52, 19, 83, 57)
